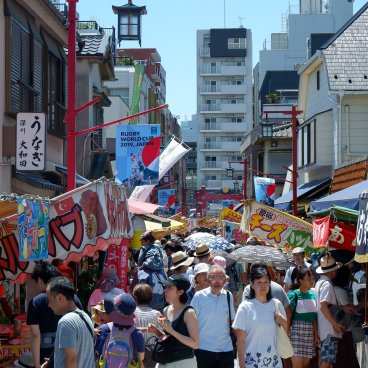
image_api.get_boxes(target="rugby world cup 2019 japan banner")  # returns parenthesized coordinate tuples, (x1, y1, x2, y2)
(241, 200, 313, 252)
(0, 181, 133, 281)
(158, 189, 175, 207)
(254, 177, 276, 207)
(18, 198, 49, 262)
(130, 139, 190, 202)
(116, 124, 160, 187)
(355, 191, 368, 262)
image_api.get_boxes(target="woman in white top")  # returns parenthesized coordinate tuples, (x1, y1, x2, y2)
(233, 265, 287, 368)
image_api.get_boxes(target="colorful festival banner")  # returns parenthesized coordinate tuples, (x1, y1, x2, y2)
(355, 191, 368, 262)
(220, 207, 242, 223)
(17, 198, 49, 261)
(254, 177, 276, 207)
(0, 181, 133, 281)
(130, 139, 190, 201)
(158, 189, 175, 207)
(116, 124, 160, 186)
(313, 216, 330, 248)
(130, 63, 146, 124)
(241, 200, 313, 252)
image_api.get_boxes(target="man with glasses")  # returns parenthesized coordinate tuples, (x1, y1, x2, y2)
(190, 265, 235, 368)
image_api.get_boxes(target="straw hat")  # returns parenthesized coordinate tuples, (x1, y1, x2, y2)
(91, 301, 106, 324)
(193, 243, 211, 257)
(316, 254, 343, 274)
(292, 247, 305, 255)
(170, 251, 194, 270)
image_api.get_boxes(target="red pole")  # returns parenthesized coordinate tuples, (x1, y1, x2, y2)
(66, 0, 78, 191)
(291, 105, 298, 216)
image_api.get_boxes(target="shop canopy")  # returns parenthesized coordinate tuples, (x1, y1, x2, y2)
(275, 177, 331, 211)
(0, 180, 133, 282)
(309, 179, 368, 212)
(308, 205, 359, 223)
(127, 199, 161, 215)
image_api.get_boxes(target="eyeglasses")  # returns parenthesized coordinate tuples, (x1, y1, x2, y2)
(208, 275, 226, 281)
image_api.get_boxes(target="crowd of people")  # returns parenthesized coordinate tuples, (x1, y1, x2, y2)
(19, 230, 367, 368)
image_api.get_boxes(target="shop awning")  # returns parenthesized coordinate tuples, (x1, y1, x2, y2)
(54, 164, 91, 186)
(275, 177, 331, 211)
(310, 179, 368, 212)
(127, 199, 161, 215)
(307, 205, 359, 223)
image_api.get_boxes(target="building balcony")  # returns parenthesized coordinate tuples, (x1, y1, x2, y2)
(201, 142, 222, 150)
(199, 47, 211, 57)
(200, 104, 221, 113)
(200, 84, 245, 95)
(221, 65, 247, 76)
(200, 66, 221, 75)
(200, 122, 245, 133)
(199, 103, 246, 114)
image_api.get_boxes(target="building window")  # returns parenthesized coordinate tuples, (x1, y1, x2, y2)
(316, 70, 320, 90)
(298, 119, 316, 167)
(228, 37, 246, 49)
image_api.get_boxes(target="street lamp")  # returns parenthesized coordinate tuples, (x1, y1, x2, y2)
(261, 122, 274, 137)
(228, 160, 248, 199)
(112, 0, 147, 46)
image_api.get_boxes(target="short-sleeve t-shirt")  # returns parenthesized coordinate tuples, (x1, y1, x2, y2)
(233, 298, 285, 368)
(26, 292, 83, 361)
(288, 289, 317, 323)
(54, 310, 95, 368)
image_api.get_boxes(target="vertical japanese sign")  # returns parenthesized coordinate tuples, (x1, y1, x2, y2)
(253, 177, 276, 207)
(116, 124, 160, 187)
(16, 113, 46, 171)
(17, 198, 49, 261)
(355, 191, 368, 262)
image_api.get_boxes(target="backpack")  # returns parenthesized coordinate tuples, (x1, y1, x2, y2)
(100, 324, 138, 368)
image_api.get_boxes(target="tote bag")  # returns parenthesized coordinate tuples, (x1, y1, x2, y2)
(274, 299, 294, 359)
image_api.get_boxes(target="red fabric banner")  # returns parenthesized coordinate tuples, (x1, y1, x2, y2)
(105, 239, 130, 291)
(313, 216, 330, 248)
(328, 221, 356, 252)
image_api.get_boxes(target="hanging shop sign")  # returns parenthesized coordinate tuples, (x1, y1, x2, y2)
(16, 113, 46, 171)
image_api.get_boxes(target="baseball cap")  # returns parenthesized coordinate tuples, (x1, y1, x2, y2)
(159, 275, 191, 292)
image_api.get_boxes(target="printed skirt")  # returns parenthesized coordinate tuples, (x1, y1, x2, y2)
(290, 320, 316, 358)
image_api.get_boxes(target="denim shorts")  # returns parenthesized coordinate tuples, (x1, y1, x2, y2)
(320, 335, 339, 363)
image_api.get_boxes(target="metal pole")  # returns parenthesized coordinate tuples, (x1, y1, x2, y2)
(66, 0, 78, 191)
(291, 105, 298, 216)
(243, 160, 247, 199)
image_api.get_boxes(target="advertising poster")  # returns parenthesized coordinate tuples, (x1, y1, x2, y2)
(116, 124, 160, 187)
(313, 216, 330, 248)
(158, 189, 175, 206)
(355, 191, 368, 262)
(17, 198, 49, 261)
(254, 177, 276, 207)
(241, 200, 313, 252)
(0, 181, 133, 282)
(129, 139, 190, 201)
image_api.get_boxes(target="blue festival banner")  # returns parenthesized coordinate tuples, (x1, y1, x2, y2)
(116, 124, 160, 186)
(253, 177, 276, 207)
(158, 189, 175, 206)
(17, 198, 49, 261)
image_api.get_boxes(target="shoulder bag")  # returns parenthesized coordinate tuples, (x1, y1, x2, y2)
(226, 291, 237, 358)
(152, 306, 192, 364)
(274, 299, 294, 359)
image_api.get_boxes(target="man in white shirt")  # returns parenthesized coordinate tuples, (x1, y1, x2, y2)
(284, 247, 311, 292)
(315, 254, 344, 368)
(190, 265, 235, 368)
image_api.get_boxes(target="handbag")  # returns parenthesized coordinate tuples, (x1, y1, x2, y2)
(226, 291, 237, 358)
(274, 299, 294, 359)
(152, 334, 173, 364)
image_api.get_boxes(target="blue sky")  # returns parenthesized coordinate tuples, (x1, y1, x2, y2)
(77, 0, 367, 123)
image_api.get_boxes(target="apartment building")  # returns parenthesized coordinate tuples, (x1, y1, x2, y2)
(196, 28, 252, 196)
